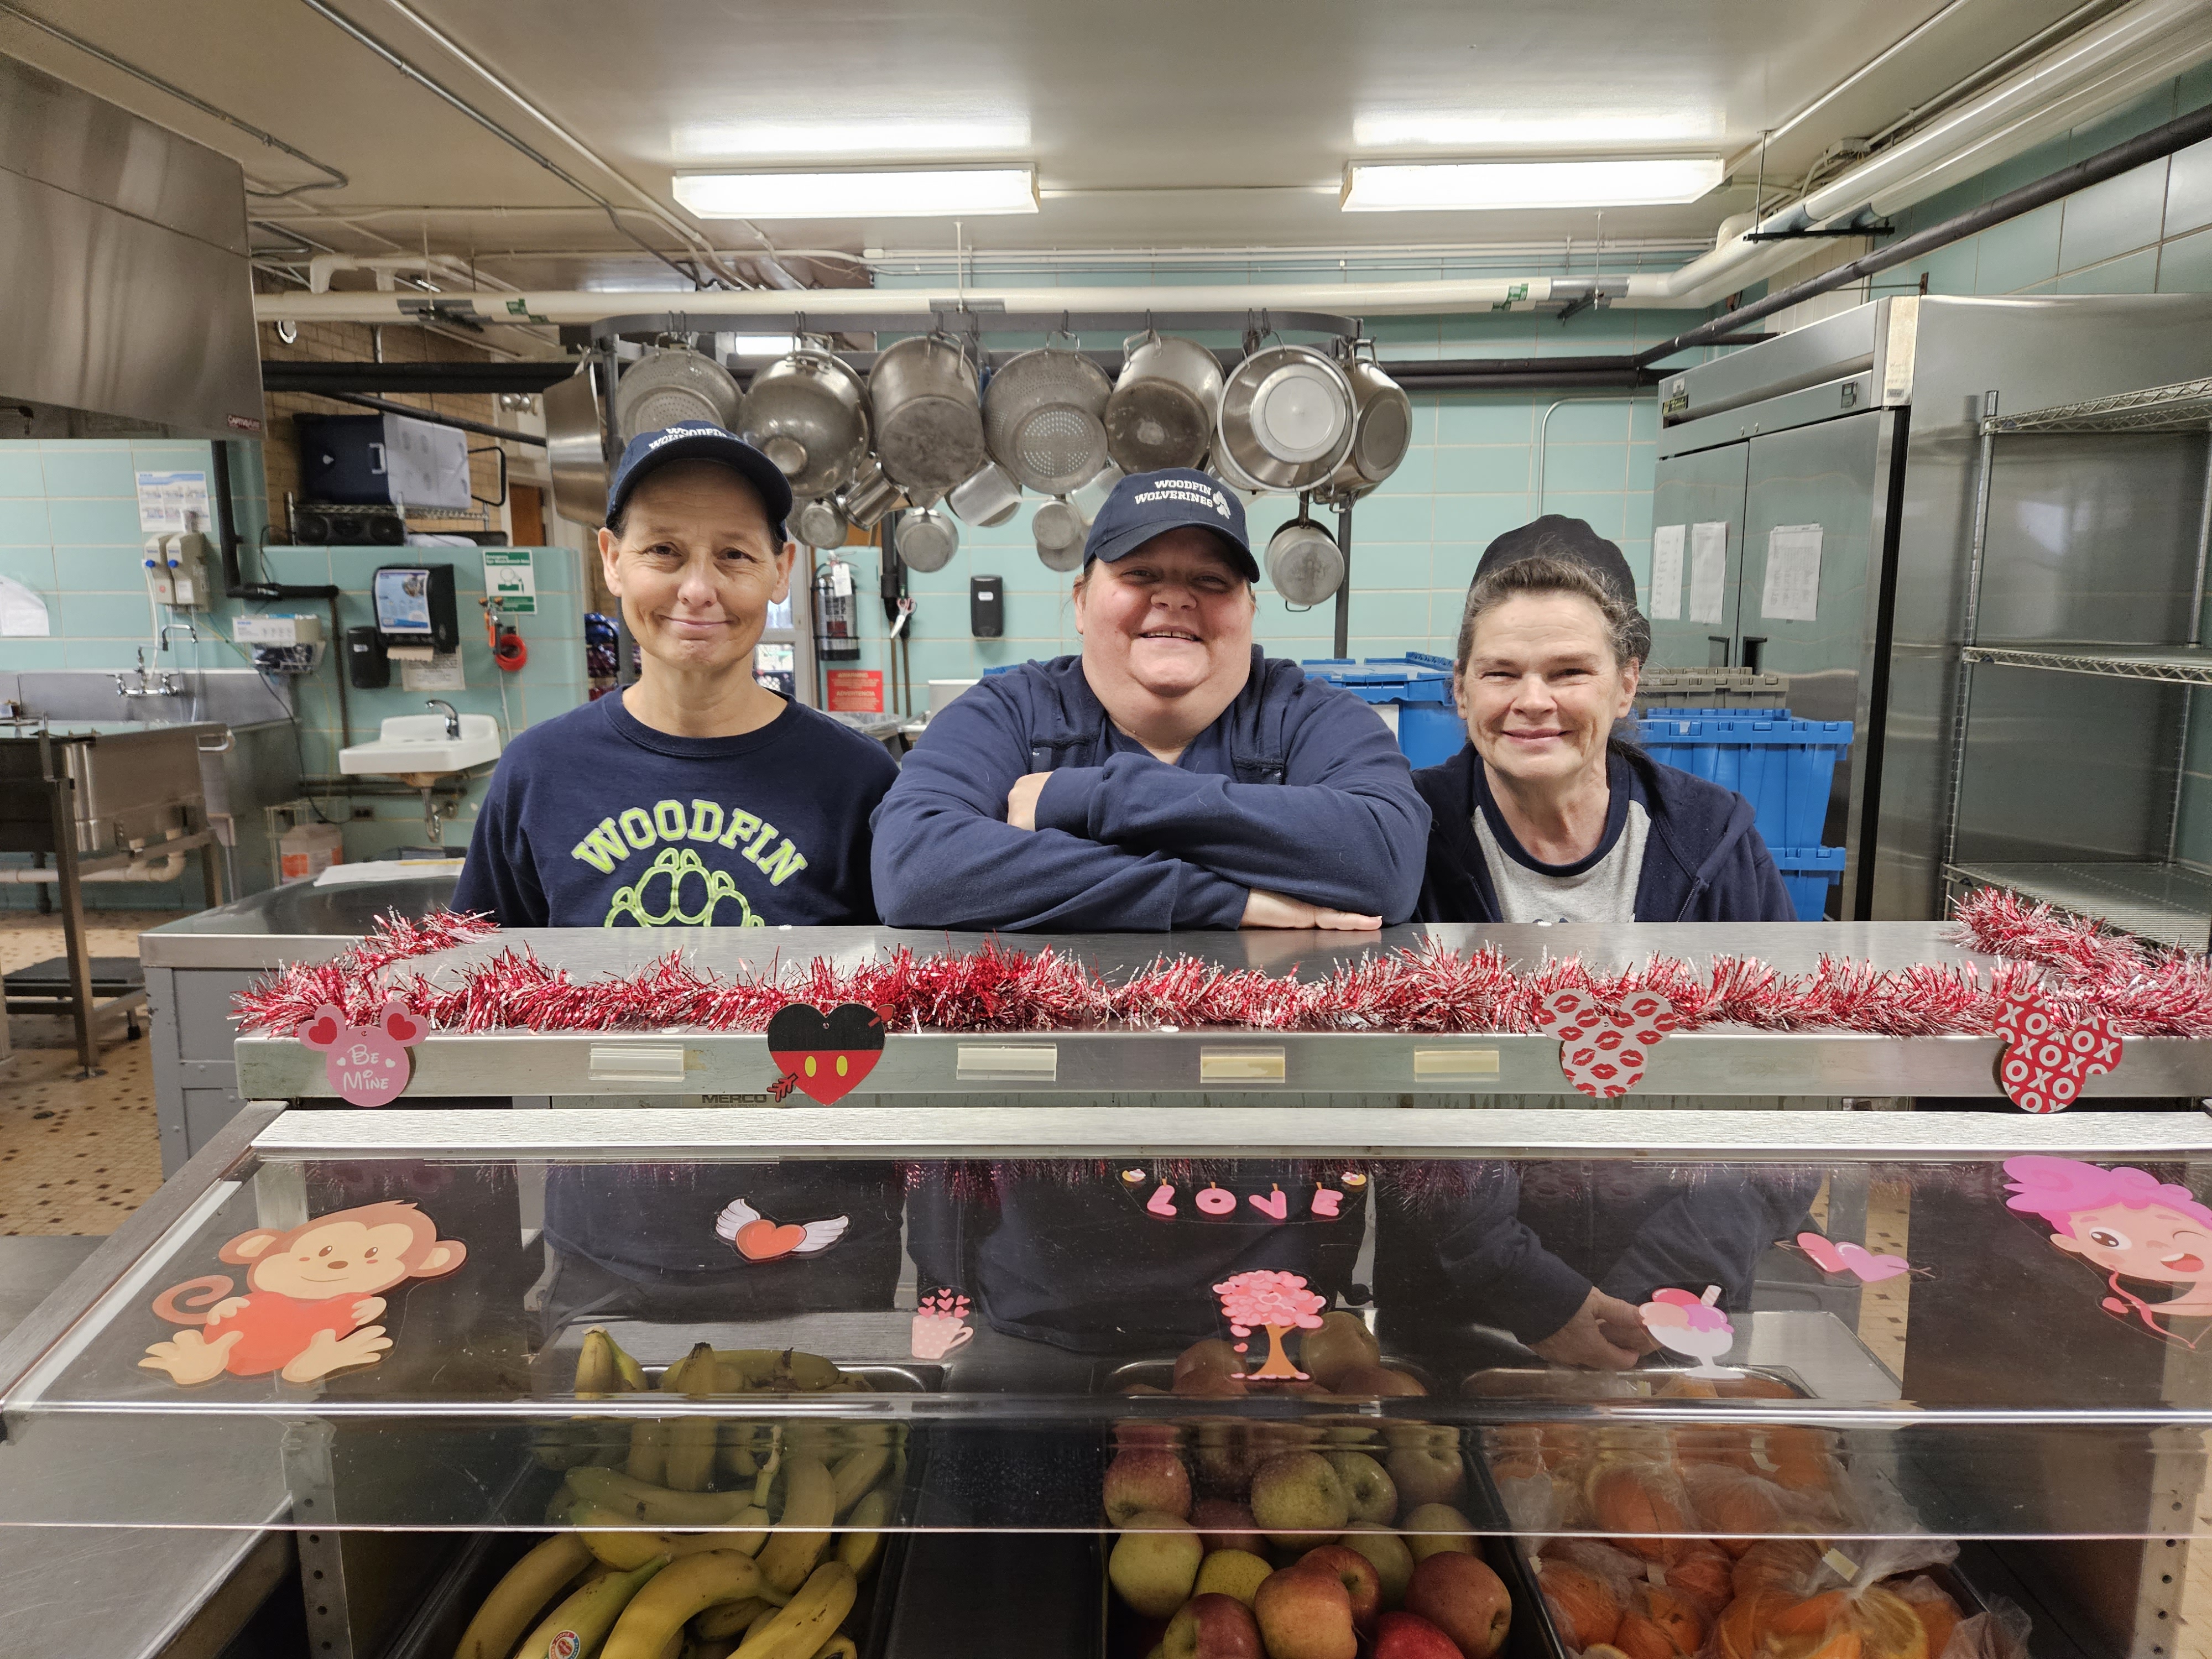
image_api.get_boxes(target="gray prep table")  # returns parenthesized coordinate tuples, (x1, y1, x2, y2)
(140, 874, 457, 1174)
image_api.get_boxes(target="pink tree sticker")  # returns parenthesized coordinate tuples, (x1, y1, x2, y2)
(297, 998, 425, 1106)
(1214, 1269, 1327, 1380)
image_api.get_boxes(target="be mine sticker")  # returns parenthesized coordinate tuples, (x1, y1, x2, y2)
(297, 998, 425, 1107)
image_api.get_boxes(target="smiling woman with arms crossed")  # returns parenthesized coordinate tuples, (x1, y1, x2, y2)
(872, 468, 1430, 932)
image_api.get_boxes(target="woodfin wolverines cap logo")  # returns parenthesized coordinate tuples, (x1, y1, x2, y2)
(1083, 467, 1260, 581)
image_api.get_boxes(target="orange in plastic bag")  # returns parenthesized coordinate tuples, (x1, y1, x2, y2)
(1733, 1537, 1826, 1597)
(1590, 1464, 1689, 1561)
(1765, 1586, 1929, 1659)
(1713, 1589, 1796, 1659)
(1663, 1541, 1734, 1615)
(1892, 1576, 1962, 1658)
(1683, 1463, 1790, 1556)
(1538, 1557, 1623, 1649)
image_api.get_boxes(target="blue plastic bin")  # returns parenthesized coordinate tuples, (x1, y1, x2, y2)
(1303, 653, 1465, 769)
(1633, 716, 1851, 850)
(1771, 844, 1847, 920)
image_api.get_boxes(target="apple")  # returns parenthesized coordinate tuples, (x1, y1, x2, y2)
(1296, 1311, 1381, 1390)
(1254, 1566, 1357, 1659)
(1248, 1451, 1350, 1546)
(1175, 1338, 1245, 1386)
(1190, 1419, 1256, 1493)
(1405, 1551, 1511, 1659)
(1109, 1511, 1204, 1618)
(1297, 1544, 1383, 1631)
(1385, 1433, 1468, 1510)
(1106, 1448, 1193, 1526)
(1322, 1451, 1398, 1525)
(1338, 1524, 1416, 1610)
(1162, 1592, 1264, 1659)
(1401, 1503, 1477, 1563)
(1194, 1548, 1274, 1608)
(1375, 1610, 1465, 1659)
(1331, 1363, 1428, 1399)
(1193, 1498, 1269, 1556)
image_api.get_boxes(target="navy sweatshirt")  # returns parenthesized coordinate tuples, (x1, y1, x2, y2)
(1412, 742, 1796, 924)
(872, 649, 1431, 930)
(452, 688, 904, 1308)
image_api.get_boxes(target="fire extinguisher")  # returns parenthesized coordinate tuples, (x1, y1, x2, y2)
(813, 555, 860, 662)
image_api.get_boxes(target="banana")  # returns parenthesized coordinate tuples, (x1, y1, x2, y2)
(729, 1563, 857, 1659)
(692, 1642, 741, 1659)
(601, 1551, 766, 1659)
(575, 1327, 649, 1396)
(690, 1598, 771, 1641)
(654, 1629, 683, 1659)
(571, 1500, 771, 1568)
(827, 1447, 889, 1516)
(512, 1554, 667, 1659)
(665, 1343, 721, 1494)
(628, 1421, 670, 1484)
(811, 1639, 858, 1659)
(756, 1454, 836, 1594)
(567, 1467, 769, 1528)
(711, 1349, 845, 1393)
(534, 1423, 596, 1471)
(450, 1532, 593, 1659)
(833, 1488, 889, 1580)
(744, 1605, 780, 1643)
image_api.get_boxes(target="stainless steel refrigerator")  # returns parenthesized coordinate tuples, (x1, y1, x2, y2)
(1651, 293, 2212, 925)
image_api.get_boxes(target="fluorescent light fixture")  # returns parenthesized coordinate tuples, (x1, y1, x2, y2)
(718, 333, 801, 357)
(1342, 157, 1724, 212)
(674, 168, 1037, 219)
(672, 116, 1031, 160)
(1353, 111, 1723, 149)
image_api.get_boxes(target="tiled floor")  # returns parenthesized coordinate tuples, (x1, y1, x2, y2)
(0, 909, 187, 1235)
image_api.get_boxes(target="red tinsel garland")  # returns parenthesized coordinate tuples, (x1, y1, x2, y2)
(231, 886, 2212, 1041)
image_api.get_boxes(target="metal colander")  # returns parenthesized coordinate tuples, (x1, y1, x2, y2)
(984, 345, 1113, 495)
(612, 346, 740, 442)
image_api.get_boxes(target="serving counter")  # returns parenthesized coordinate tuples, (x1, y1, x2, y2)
(7, 921, 2209, 1659)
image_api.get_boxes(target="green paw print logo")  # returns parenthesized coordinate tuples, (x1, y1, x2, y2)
(604, 847, 764, 927)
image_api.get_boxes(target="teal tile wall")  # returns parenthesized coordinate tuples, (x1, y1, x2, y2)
(0, 436, 583, 906)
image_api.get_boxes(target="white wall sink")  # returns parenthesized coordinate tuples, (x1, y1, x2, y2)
(339, 713, 502, 778)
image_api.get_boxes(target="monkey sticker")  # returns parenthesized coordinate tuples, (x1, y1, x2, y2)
(139, 1201, 467, 1386)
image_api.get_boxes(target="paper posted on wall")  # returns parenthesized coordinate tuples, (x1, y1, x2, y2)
(0, 574, 50, 637)
(1687, 521, 1728, 625)
(1650, 525, 1684, 620)
(1762, 524, 1825, 622)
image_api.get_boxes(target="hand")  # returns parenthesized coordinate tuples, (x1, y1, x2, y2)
(1528, 1287, 1658, 1371)
(1006, 771, 1052, 831)
(1240, 889, 1384, 931)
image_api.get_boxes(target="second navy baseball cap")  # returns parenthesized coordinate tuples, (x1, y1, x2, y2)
(1083, 468, 1260, 582)
(606, 421, 793, 539)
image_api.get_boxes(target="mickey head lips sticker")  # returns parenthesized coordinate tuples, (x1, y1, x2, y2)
(766, 1002, 886, 1103)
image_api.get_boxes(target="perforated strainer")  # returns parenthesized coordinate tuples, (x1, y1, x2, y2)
(984, 339, 1113, 495)
(612, 345, 740, 442)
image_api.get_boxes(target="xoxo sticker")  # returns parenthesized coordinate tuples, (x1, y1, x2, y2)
(1992, 990, 2122, 1113)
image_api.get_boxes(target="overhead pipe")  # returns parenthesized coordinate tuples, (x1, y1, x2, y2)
(0, 853, 188, 884)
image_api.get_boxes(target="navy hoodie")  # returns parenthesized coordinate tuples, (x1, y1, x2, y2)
(872, 649, 1430, 930)
(1412, 742, 1796, 924)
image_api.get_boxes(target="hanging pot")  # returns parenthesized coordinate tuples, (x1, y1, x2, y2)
(1265, 517, 1346, 607)
(544, 361, 609, 525)
(947, 460, 1024, 528)
(791, 495, 849, 550)
(896, 505, 961, 573)
(1105, 331, 1222, 473)
(612, 345, 742, 442)
(738, 346, 870, 499)
(984, 340, 1113, 495)
(867, 333, 987, 495)
(1216, 343, 1357, 493)
(842, 456, 907, 532)
(1033, 497, 1089, 572)
(1316, 344, 1413, 504)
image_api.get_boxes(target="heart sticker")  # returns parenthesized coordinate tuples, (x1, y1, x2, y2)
(713, 1197, 849, 1261)
(1798, 1232, 1913, 1282)
(1532, 987, 1676, 1098)
(296, 997, 425, 1107)
(766, 1002, 886, 1103)
(1992, 990, 2122, 1113)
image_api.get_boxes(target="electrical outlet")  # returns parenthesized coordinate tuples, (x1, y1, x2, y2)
(351, 806, 375, 820)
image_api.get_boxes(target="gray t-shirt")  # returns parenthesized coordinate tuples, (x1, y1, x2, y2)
(1473, 797, 1650, 924)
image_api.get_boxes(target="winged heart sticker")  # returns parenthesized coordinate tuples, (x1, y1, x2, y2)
(1797, 1232, 1913, 1283)
(1532, 986, 1676, 1098)
(713, 1197, 849, 1262)
(1992, 990, 2122, 1113)
(765, 1002, 885, 1103)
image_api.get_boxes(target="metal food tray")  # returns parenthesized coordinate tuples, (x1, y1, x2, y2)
(1093, 1354, 1448, 1396)
(1460, 1361, 1814, 1400)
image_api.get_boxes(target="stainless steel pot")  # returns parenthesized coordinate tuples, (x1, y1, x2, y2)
(791, 495, 849, 550)
(867, 333, 987, 495)
(1216, 343, 1357, 493)
(842, 457, 907, 532)
(895, 505, 960, 572)
(739, 347, 869, 499)
(1265, 517, 1346, 606)
(544, 362, 609, 525)
(1105, 331, 1222, 472)
(947, 460, 1024, 528)
(1032, 497, 1088, 572)
(984, 341, 1112, 494)
(613, 345, 742, 442)
(1317, 346, 1413, 503)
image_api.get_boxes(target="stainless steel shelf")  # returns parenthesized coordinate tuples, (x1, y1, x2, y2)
(1983, 374, 2212, 434)
(1958, 642, 2212, 684)
(1945, 859, 2212, 950)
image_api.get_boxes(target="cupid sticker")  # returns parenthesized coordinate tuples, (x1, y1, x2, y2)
(1533, 986, 1676, 1098)
(766, 1002, 885, 1103)
(1992, 990, 2122, 1113)
(298, 998, 425, 1106)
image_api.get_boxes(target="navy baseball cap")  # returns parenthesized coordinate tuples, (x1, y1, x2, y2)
(606, 421, 793, 540)
(1473, 513, 1650, 656)
(1083, 468, 1260, 582)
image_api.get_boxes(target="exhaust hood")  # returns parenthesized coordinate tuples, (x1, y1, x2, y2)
(0, 53, 264, 440)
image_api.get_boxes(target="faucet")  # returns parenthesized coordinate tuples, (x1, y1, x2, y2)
(158, 619, 199, 653)
(113, 646, 181, 701)
(426, 698, 461, 738)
